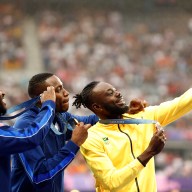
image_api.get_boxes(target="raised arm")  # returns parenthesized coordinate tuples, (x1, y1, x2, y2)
(0, 86, 56, 155)
(151, 88, 192, 126)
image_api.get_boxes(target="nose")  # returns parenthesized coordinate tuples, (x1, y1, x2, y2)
(115, 91, 121, 97)
(63, 89, 69, 97)
(0, 91, 5, 97)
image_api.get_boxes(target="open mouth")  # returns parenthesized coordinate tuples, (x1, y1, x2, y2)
(62, 98, 69, 105)
(116, 98, 125, 105)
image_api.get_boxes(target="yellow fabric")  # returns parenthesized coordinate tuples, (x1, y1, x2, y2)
(80, 88, 192, 192)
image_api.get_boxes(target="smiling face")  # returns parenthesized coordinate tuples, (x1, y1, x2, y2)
(0, 90, 7, 115)
(44, 75, 69, 113)
(91, 82, 128, 119)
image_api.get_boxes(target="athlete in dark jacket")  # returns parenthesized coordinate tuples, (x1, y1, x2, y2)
(0, 86, 56, 192)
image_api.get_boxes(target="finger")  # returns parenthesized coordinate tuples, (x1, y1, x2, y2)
(76, 122, 84, 128)
(85, 124, 92, 129)
(47, 86, 52, 91)
(162, 135, 167, 141)
(159, 135, 166, 143)
(155, 122, 161, 130)
(49, 86, 55, 91)
(143, 100, 148, 107)
(156, 129, 165, 137)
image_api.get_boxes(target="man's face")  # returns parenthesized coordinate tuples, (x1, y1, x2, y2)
(92, 82, 128, 117)
(0, 90, 7, 116)
(44, 75, 69, 113)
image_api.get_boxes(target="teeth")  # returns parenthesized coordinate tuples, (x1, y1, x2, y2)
(118, 98, 125, 104)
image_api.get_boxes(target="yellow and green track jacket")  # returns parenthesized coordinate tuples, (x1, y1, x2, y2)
(80, 88, 192, 192)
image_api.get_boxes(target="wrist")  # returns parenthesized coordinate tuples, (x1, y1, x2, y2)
(137, 157, 146, 167)
(137, 150, 155, 167)
(71, 139, 81, 147)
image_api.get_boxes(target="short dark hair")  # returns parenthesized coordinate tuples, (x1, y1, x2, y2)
(72, 81, 100, 109)
(28, 73, 53, 98)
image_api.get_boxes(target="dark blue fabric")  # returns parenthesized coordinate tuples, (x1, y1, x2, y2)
(0, 155, 11, 192)
(0, 100, 55, 192)
(11, 108, 98, 192)
(0, 96, 40, 120)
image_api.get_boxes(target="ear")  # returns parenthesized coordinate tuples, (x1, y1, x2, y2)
(92, 103, 102, 112)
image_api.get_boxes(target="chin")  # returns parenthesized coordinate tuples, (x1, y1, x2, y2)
(62, 106, 69, 112)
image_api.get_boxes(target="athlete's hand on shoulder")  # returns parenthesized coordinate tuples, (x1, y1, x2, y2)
(128, 98, 148, 114)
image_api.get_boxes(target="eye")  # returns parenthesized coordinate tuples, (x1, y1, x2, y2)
(106, 90, 114, 96)
(55, 86, 62, 93)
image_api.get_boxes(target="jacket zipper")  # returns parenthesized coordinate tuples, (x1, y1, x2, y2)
(118, 124, 140, 192)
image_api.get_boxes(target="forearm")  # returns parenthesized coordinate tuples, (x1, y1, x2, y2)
(152, 88, 192, 126)
(97, 159, 144, 190)
(0, 100, 55, 155)
(137, 150, 155, 167)
(74, 114, 99, 125)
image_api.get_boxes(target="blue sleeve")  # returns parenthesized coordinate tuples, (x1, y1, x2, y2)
(18, 140, 79, 184)
(65, 112, 99, 125)
(59, 112, 99, 140)
(74, 114, 99, 125)
(12, 110, 80, 184)
(0, 100, 55, 155)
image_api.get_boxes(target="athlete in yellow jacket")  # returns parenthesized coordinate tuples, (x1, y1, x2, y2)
(73, 81, 187, 192)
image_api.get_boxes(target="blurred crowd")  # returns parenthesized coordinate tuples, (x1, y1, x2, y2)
(1, 3, 192, 191)
(36, 10, 192, 102)
(0, 4, 25, 71)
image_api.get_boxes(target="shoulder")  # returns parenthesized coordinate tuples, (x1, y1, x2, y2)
(60, 111, 72, 119)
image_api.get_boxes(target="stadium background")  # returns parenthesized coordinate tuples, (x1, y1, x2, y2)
(0, 0, 192, 191)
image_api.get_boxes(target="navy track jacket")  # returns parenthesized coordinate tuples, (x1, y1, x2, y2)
(11, 107, 98, 192)
(0, 100, 55, 192)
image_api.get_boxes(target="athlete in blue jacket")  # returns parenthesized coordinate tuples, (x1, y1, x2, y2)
(0, 86, 56, 192)
(11, 73, 97, 192)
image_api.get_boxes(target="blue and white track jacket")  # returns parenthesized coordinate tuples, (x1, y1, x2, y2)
(0, 100, 55, 192)
(11, 107, 98, 192)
